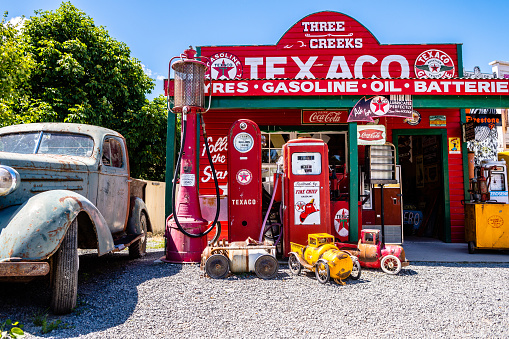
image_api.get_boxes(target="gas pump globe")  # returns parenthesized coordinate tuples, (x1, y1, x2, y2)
(164, 47, 220, 263)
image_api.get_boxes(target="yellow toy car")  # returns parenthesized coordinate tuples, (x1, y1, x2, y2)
(288, 233, 360, 284)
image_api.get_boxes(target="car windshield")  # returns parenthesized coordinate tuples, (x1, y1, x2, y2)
(0, 131, 94, 157)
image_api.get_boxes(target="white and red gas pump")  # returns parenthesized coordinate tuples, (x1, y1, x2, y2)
(227, 119, 263, 242)
(281, 138, 332, 255)
(164, 48, 220, 263)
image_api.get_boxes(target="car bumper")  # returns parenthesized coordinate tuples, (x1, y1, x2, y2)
(0, 260, 50, 277)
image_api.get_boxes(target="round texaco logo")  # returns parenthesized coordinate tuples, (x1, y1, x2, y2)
(414, 49, 455, 79)
(370, 96, 390, 116)
(236, 169, 252, 185)
(207, 52, 243, 80)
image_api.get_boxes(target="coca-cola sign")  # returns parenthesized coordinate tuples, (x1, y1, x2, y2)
(357, 125, 386, 145)
(302, 110, 348, 124)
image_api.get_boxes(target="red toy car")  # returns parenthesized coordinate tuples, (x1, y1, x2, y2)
(336, 229, 409, 275)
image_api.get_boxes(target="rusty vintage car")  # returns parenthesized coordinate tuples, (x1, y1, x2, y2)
(0, 123, 152, 314)
(337, 229, 409, 275)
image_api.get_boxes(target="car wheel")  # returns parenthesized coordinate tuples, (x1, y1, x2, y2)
(50, 218, 78, 314)
(380, 255, 401, 275)
(205, 254, 230, 279)
(254, 254, 279, 280)
(129, 212, 147, 259)
(315, 259, 330, 284)
(288, 253, 302, 276)
(349, 256, 362, 280)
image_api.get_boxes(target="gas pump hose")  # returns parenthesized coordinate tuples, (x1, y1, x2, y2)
(171, 111, 221, 242)
(258, 172, 283, 246)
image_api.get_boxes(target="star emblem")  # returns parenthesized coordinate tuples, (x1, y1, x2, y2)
(372, 97, 388, 113)
(213, 60, 234, 79)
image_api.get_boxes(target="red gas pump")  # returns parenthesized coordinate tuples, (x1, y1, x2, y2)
(228, 119, 262, 242)
(164, 48, 220, 263)
(282, 138, 332, 256)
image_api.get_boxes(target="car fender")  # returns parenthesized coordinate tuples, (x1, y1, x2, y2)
(126, 197, 152, 235)
(0, 190, 114, 260)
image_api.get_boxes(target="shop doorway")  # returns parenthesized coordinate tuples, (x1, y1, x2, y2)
(394, 130, 450, 242)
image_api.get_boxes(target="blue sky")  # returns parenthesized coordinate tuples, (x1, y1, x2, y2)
(4, 0, 509, 100)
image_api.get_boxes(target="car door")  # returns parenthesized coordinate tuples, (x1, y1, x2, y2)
(96, 136, 129, 233)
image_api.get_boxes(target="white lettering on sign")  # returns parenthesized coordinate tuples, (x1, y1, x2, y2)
(309, 38, 362, 49)
(202, 79, 509, 96)
(302, 21, 345, 32)
(244, 55, 412, 79)
(414, 81, 509, 93)
(232, 199, 257, 205)
(202, 166, 227, 183)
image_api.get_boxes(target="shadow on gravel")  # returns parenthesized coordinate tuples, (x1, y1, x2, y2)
(0, 249, 181, 337)
(410, 261, 509, 268)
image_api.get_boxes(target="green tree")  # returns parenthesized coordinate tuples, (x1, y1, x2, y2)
(125, 94, 168, 181)
(6, 2, 169, 180)
(0, 12, 35, 124)
(22, 2, 154, 128)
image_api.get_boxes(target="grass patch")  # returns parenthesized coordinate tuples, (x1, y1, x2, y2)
(147, 235, 165, 249)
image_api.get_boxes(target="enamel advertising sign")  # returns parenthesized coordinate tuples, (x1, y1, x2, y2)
(201, 11, 459, 81)
(165, 11, 509, 97)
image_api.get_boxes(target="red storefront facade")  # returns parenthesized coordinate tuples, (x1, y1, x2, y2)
(166, 11, 509, 243)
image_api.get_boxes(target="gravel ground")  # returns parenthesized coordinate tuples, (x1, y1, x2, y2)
(1, 242, 509, 339)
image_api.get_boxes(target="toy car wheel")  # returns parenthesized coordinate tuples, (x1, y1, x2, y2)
(205, 254, 230, 279)
(288, 253, 302, 276)
(381, 255, 401, 275)
(50, 218, 79, 314)
(315, 259, 330, 284)
(255, 254, 279, 280)
(129, 212, 147, 259)
(349, 256, 361, 280)
(468, 241, 476, 254)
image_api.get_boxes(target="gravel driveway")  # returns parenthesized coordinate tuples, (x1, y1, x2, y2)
(1, 245, 508, 339)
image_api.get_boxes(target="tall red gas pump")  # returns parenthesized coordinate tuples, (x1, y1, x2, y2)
(282, 138, 332, 255)
(164, 48, 220, 263)
(228, 119, 263, 242)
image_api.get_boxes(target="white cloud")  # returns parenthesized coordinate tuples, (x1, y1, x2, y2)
(142, 63, 165, 81)
(141, 63, 153, 77)
(8, 16, 26, 30)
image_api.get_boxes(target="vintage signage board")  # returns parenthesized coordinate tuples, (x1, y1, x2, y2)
(165, 11, 509, 97)
(347, 95, 413, 122)
(430, 115, 446, 127)
(357, 125, 386, 145)
(463, 121, 475, 142)
(465, 114, 502, 128)
(301, 109, 348, 124)
(200, 11, 460, 81)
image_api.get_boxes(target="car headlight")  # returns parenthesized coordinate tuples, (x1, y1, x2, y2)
(0, 165, 20, 196)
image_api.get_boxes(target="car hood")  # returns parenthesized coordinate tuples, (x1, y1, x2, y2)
(0, 152, 94, 209)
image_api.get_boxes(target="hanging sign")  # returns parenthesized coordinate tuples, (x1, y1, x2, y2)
(463, 121, 475, 142)
(465, 114, 502, 129)
(347, 95, 413, 122)
(357, 125, 386, 145)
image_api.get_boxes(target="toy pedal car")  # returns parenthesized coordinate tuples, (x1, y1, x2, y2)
(336, 229, 409, 275)
(288, 233, 360, 284)
(201, 238, 279, 279)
